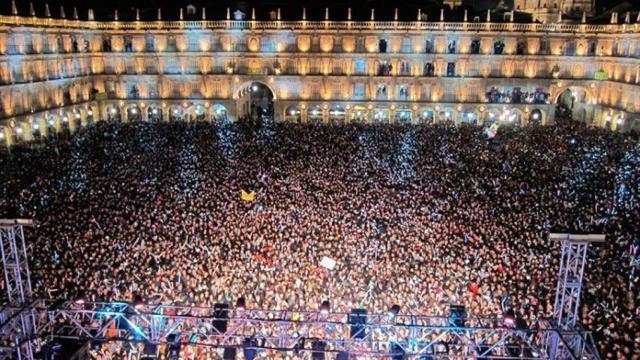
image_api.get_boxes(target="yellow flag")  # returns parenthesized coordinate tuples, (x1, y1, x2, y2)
(240, 190, 255, 202)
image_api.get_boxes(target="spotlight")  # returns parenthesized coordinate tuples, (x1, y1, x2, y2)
(74, 113, 80, 119)
(319, 300, 330, 314)
(33, 123, 39, 130)
(110, 108, 116, 114)
(236, 297, 246, 311)
(87, 110, 93, 116)
(388, 304, 400, 317)
(62, 116, 68, 122)
(131, 108, 138, 114)
(152, 108, 158, 115)
(252, 84, 259, 92)
(133, 295, 144, 310)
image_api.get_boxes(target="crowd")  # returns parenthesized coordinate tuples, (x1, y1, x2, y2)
(485, 86, 550, 104)
(0, 119, 638, 359)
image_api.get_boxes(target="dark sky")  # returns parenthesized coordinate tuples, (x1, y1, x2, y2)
(1, 0, 634, 21)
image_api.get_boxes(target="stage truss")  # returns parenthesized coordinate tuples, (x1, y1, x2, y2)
(0, 222, 602, 360)
(0, 220, 36, 360)
(7, 301, 599, 359)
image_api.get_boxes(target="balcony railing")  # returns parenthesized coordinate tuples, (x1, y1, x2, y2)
(0, 15, 638, 33)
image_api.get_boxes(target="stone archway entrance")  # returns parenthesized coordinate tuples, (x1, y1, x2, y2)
(234, 81, 275, 122)
(555, 86, 593, 121)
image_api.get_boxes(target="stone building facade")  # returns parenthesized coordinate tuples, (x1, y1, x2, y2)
(0, 11, 639, 144)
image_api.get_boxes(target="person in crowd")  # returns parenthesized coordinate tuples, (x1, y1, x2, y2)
(0, 119, 638, 359)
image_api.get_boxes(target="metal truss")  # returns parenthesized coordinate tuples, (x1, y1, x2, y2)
(547, 233, 605, 360)
(4, 301, 593, 359)
(0, 224, 602, 360)
(0, 219, 36, 360)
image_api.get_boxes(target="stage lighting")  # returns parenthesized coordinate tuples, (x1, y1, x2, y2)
(388, 304, 400, 317)
(74, 295, 86, 305)
(320, 300, 330, 314)
(503, 309, 516, 327)
(236, 297, 246, 311)
(133, 295, 144, 310)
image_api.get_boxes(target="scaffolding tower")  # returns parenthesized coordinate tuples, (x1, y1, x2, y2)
(547, 233, 604, 360)
(0, 219, 37, 360)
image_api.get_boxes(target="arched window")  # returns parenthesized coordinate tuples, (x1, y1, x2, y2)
(378, 39, 387, 53)
(446, 63, 456, 77)
(355, 60, 366, 75)
(471, 39, 481, 54)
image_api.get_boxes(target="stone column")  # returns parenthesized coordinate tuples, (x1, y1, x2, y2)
(142, 105, 149, 122)
(2, 127, 13, 146)
(121, 104, 128, 122)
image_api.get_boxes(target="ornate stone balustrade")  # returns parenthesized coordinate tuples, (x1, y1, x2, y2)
(0, 15, 638, 34)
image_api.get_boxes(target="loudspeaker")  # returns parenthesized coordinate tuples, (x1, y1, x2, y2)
(243, 337, 258, 360)
(142, 343, 157, 355)
(311, 340, 326, 360)
(165, 334, 181, 360)
(223, 347, 236, 359)
(213, 303, 229, 333)
(390, 342, 405, 360)
(348, 308, 367, 339)
(449, 305, 467, 328)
